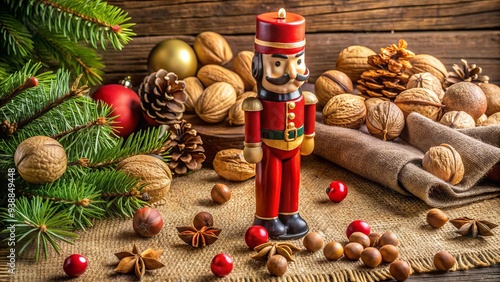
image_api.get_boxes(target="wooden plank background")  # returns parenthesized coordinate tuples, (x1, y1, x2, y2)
(101, 0, 500, 87)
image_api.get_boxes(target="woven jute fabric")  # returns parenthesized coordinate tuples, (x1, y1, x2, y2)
(315, 112, 500, 208)
(13, 153, 500, 281)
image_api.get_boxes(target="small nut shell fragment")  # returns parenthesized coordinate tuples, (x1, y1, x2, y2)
(193, 31, 233, 66)
(366, 101, 405, 141)
(322, 94, 366, 129)
(213, 149, 256, 181)
(422, 144, 464, 185)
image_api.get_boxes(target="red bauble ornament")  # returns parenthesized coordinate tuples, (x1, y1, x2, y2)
(210, 253, 233, 277)
(63, 254, 88, 277)
(132, 207, 164, 237)
(92, 77, 141, 137)
(326, 180, 348, 202)
(346, 220, 371, 238)
(245, 225, 269, 250)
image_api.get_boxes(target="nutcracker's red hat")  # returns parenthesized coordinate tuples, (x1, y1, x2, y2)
(255, 9, 305, 55)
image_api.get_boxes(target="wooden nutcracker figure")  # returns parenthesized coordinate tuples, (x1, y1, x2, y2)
(243, 8, 317, 239)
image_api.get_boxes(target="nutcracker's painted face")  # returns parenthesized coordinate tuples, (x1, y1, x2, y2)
(261, 51, 309, 94)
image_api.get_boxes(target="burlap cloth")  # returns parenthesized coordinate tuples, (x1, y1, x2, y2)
(13, 141, 500, 281)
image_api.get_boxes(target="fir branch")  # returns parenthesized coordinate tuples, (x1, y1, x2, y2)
(77, 126, 171, 169)
(0, 197, 77, 262)
(0, 8, 34, 57)
(20, 180, 106, 230)
(33, 28, 104, 85)
(0, 61, 53, 100)
(0, 76, 38, 108)
(51, 116, 107, 140)
(7, 0, 135, 50)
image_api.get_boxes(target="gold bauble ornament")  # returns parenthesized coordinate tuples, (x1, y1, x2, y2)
(147, 39, 198, 79)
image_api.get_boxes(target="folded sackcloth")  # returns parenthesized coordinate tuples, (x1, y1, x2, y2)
(314, 112, 500, 207)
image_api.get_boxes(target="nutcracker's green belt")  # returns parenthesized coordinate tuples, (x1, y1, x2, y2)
(261, 126, 304, 141)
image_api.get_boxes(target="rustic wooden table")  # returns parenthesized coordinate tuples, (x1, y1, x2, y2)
(390, 263, 499, 281)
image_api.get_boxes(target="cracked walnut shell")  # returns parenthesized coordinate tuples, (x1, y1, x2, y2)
(366, 101, 405, 141)
(322, 94, 366, 129)
(422, 144, 464, 185)
(14, 136, 67, 184)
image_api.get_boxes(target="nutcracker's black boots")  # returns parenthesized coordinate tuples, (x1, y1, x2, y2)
(278, 213, 309, 240)
(253, 217, 287, 239)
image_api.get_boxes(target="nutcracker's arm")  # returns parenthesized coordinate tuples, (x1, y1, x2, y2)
(242, 97, 263, 163)
(301, 91, 318, 156)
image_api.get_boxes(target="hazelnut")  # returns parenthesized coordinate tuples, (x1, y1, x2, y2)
(389, 260, 412, 281)
(433, 250, 456, 272)
(379, 244, 399, 263)
(379, 231, 399, 247)
(193, 211, 214, 229)
(344, 242, 363, 260)
(426, 208, 448, 228)
(267, 254, 287, 276)
(360, 247, 382, 268)
(368, 232, 381, 247)
(303, 232, 324, 252)
(323, 241, 344, 261)
(349, 232, 371, 248)
(211, 183, 232, 204)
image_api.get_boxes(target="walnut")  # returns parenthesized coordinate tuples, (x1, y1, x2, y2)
(213, 149, 255, 181)
(232, 51, 256, 91)
(476, 114, 488, 126)
(481, 112, 500, 126)
(478, 82, 500, 116)
(197, 64, 245, 95)
(193, 31, 233, 66)
(183, 76, 204, 112)
(195, 82, 237, 123)
(117, 155, 172, 203)
(335, 45, 377, 84)
(14, 136, 67, 184)
(365, 98, 386, 113)
(314, 70, 353, 107)
(322, 94, 366, 129)
(394, 88, 443, 121)
(366, 101, 405, 141)
(422, 144, 464, 185)
(407, 72, 445, 101)
(405, 54, 448, 84)
(439, 111, 476, 129)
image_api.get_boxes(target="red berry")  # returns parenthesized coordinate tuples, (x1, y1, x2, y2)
(210, 253, 233, 277)
(346, 220, 371, 238)
(63, 254, 88, 277)
(245, 225, 269, 250)
(326, 180, 348, 202)
(133, 207, 164, 237)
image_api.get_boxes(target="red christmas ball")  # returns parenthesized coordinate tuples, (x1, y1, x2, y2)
(326, 180, 348, 202)
(63, 254, 88, 277)
(92, 83, 141, 137)
(245, 225, 269, 250)
(346, 220, 371, 238)
(210, 253, 233, 277)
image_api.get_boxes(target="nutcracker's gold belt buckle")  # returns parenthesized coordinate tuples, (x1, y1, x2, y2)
(284, 127, 298, 142)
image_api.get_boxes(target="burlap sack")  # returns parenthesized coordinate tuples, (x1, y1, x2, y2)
(314, 112, 500, 207)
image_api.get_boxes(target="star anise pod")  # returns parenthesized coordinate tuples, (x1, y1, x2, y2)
(114, 244, 165, 279)
(450, 217, 498, 237)
(177, 225, 221, 248)
(251, 241, 302, 262)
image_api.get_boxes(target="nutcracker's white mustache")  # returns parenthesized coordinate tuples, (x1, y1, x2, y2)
(265, 69, 309, 85)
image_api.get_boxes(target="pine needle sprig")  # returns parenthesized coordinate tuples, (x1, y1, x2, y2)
(0, 8, 33, 57)
(1, 196, 77, 262)
(20, 179, 106, 230)
(83, 170, 147, 218)
(79, 126, 171, 169)
(6, 0, 136, 50)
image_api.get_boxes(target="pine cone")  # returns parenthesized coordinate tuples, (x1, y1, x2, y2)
(139, 69, 187, 124)
(357, 39, 415, 100)
(168, 120, 206, 175)
(444, 59, 490, 88)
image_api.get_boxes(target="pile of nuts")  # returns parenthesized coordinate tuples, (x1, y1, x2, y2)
(186, 31, 256, 125)
(319, 42, 500, 186)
